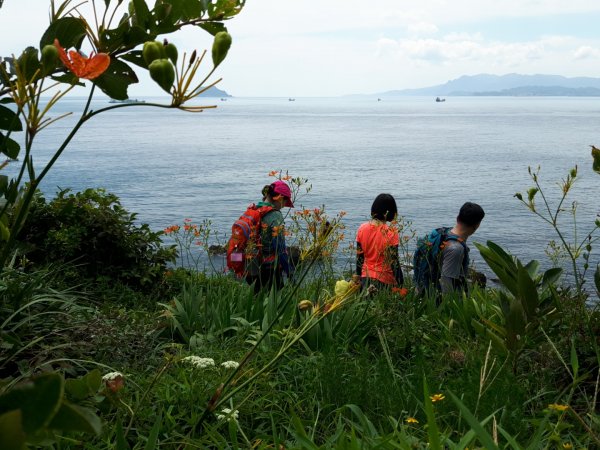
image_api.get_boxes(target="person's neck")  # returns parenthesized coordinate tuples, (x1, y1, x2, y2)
(450, 224, 471, 240)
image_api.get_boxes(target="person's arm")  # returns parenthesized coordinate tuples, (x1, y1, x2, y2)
(356, 242, 364, 277)
(387, 245, 404, 286)
(269, 215, 290, 275)
(440, 241, 464, 294)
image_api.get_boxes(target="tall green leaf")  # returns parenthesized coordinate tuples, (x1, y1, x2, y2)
(422, 377, 441, 450)
(447, 392, 499, 450)
(40, 17, 87, 49)
(516, 265, 538, 321)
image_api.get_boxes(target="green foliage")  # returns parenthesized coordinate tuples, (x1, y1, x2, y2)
(473, 241, 561, 365)
(0, 372, 102, 449)
(0, 0, 245, 273)
(515, 165, 600, 293)
(17, 188, 175, 289)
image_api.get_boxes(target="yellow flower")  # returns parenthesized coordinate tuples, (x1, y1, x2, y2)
(430, 393, 445, 403)
(562, 443, 573, 449)
(298, 300, 313, 311)
(548, 403, 569, 412)
(405, 417, 419, 424)
(334, 279, 351, 297)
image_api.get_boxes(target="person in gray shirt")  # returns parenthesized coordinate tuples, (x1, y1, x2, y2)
(440, 202, 485, 294)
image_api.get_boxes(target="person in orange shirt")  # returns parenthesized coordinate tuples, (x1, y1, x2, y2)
(356, 193, 404, 290)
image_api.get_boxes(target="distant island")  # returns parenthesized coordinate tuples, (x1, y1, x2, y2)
(374, 74, 600, 97)
(198, 86, 231, 97)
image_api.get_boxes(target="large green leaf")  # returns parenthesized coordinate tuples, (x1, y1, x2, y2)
(65, 369, 102, 401)
(0, 373, 64, 434)
(505, 299, 526, 352)
(0, 410, 26, 450)
(0, 105, 22, 132)
(16, 47, 42, 83)
(121, 50, 147, 69)
(132, 0, 152, 29)
(40, 17, 87, 49)
(540, 267, 562, 293)
(523, 259, 540, 280)
(48, 402, 102, 435)
(93, 59, 139, 100)
(0, 132, 21, 159)
(516, 265, 538, 321)
(475, 242, 519, 296)
(207, 0, 245, 20)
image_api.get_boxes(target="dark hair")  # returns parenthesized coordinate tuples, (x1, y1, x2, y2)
(371, 193, 398, 222)
(262, 184, 275, 200)
(457, 202, 485, 227)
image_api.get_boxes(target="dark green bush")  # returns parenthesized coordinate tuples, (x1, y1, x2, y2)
(17, 188, 176, 290)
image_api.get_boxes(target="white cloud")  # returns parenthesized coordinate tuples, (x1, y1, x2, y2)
(392, 37, 546, 65)
(573, 45, 600, 60)
(406, 22, 439, 36)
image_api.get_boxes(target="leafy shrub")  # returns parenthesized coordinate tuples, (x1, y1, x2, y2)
(17, 188, 175, 290)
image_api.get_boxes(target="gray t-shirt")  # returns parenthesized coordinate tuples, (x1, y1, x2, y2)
(440, 239, 469, 293)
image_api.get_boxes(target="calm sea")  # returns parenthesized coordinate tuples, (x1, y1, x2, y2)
(10, 96, 600, 283)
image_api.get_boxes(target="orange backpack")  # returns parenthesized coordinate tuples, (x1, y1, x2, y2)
(226, 204, 273, 277)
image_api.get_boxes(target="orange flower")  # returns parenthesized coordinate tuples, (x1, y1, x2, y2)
(54, 39, 110, 80)
(392, 287, 409, 297)
(268, 170, 279, 177)
(282, 175, 292, 181)
(163, 225, 180, 234)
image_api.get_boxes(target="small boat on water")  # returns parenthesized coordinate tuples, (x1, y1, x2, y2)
(109, 98, 145, 104)
(220, 98, 227, 101)
(435, 97, 446, 102)
(288, 98, 295, 102)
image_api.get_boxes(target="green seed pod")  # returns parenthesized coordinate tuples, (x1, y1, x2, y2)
(149, 58, 175, 93)
(164, 42, 178, 65)
(41, 44, 59, 71)
(211, 31, 232, 68)
(143, 41, 166, 66)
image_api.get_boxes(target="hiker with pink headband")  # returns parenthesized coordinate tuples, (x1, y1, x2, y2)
(244, 180, 294, 292)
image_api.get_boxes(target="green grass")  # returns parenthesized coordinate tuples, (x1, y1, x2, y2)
(1, 264, 598, 449)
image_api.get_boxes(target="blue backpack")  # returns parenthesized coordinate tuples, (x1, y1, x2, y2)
(412, 227, 467, 291)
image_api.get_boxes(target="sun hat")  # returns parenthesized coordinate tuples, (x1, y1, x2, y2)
(271, 180, 294, 207)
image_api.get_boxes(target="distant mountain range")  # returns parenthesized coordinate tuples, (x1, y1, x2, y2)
(376, 74, 600, 97)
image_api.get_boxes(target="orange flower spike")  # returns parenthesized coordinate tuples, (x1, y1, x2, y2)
(54, 39, 110, 80)
(268, 170, 279, 177)
(282, 175, 292, 181)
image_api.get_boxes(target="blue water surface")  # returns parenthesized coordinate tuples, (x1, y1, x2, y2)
(9, 96, 600, 283)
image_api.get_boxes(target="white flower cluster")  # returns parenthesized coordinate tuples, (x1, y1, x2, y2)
(220, 360, 240, 369)
(182, 356, 215, 369)
(216, 407, 239, 422)
(102, 371, 124, 381)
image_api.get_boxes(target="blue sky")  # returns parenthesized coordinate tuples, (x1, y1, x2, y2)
(1, 0, 600, 96)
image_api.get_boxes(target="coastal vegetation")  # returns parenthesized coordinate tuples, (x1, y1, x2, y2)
(1, 1, 599, 449)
